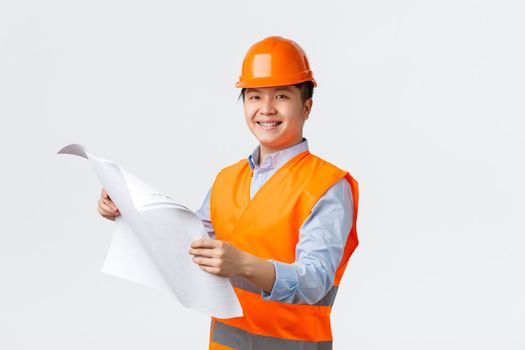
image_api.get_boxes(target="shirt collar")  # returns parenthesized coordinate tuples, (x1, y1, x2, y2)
(248, 138, 309, 171)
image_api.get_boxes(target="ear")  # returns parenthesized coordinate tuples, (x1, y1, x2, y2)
(303, 98, 313, 120)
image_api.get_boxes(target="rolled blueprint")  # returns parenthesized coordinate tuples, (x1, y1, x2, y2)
(58, 144, 242, 319)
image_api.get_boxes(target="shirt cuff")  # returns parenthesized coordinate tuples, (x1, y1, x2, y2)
(262, 260, 298, 302)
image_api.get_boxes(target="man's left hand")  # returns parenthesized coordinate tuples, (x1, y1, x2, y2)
(189, 239, 247, 277)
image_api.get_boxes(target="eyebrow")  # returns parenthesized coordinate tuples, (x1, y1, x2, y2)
(246, 87, 293, 93)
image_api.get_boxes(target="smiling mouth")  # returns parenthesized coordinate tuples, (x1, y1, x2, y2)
(257, 121, 282, 127)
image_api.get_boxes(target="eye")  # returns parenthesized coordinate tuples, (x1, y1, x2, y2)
(248, 95, 260, 100)
(275, 94, 288, 100)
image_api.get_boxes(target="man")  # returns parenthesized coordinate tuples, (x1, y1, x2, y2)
(98, 36, 359, 350)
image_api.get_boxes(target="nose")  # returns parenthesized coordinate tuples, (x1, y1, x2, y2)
(259, 97, 277, 115)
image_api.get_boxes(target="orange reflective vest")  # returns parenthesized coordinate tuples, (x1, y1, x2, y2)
(209, 151, 359, 350)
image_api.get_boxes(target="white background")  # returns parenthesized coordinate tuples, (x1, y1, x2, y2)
(1, 0, 524, 349)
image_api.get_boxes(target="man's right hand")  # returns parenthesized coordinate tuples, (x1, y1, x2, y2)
(97, 188, 120, 221)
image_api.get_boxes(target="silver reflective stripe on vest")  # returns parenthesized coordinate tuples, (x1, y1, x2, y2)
(230, 276, 260, 294)
(212, 321, 333, 350)
(230, 276, 338, 307)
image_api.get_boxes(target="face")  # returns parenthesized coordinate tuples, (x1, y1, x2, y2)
(243, 85, 312, 155)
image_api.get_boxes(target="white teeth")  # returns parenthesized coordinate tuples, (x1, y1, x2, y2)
(258, 122, 279, 127)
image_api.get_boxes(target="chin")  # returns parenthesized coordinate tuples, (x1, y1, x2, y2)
(253, 134, 277, 145)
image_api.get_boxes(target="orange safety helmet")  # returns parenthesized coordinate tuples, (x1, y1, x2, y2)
(235, 36, 317, 88)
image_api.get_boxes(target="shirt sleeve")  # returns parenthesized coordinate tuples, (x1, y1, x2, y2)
(194, 188, 216, 240)
(262, 178, 354, 305)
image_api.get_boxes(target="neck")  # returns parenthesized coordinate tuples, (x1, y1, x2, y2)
(258, 138, 304, 165)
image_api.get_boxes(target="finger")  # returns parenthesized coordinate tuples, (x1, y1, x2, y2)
(98, 201, 119, 216)
(101, 214, 116, 221)
(99, 200, 117, 214)
(192, 256, 218, 267)
(99, 196, 118, 212)
(97, 205, 113, 217)
(97, 207, 116, 221)
(191, 238, 219, 249)
(101, 188, 115, 204)
(103, 199, 119, 212)
(188, 248, 217, 258)
(198, 265, 220, 275)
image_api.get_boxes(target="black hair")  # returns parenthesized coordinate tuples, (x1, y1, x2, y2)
(238, 81, 315, 104)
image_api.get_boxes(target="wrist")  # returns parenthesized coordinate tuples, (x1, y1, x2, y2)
(239, 251, 256, 278)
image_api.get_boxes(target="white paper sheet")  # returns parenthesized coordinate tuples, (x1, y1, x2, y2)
(58, 144, 243, 318)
